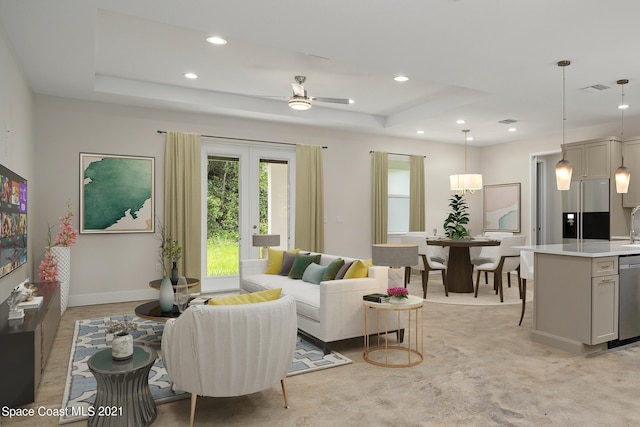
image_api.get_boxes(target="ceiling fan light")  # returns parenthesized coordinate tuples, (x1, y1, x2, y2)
(288, 97, 312, 111)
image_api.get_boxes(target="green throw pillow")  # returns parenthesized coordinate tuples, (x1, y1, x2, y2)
(323, 258, 345, 281)
(302, 263, 328, 285)
(288, 253, 321, 279)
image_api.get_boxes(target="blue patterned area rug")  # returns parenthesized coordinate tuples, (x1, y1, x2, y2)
(60, 314, 351, 424)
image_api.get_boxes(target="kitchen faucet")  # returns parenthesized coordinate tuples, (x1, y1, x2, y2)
(631, 206, 640, 243)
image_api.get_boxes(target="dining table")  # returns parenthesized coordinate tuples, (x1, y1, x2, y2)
(426, 237, 500, 293)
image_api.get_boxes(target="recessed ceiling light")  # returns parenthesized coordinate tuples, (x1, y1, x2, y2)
(467, 136, 474, 141)
(456, 119, 466, 124)
(508, 127, 517, 132)
(416, 130, 424, 134)
(394, 75, 409, 82)
(184, 73, 198, 79)
(619, 104, 629, 110)
(348, 99, 355, 104)
(206, 36, 227, 45)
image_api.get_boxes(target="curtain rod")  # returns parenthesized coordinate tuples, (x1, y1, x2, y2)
(369, 150, 426, 158)
(157, 130, 327, 149)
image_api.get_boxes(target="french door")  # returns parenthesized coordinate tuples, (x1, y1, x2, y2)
(201, 141, 295, 292)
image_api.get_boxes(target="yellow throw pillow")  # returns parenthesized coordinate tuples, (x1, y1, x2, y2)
(265, 248, 300, 274)
(208, 288, 282, 305)
(344, 260, 369, 279)
(265, 248, 285, 274)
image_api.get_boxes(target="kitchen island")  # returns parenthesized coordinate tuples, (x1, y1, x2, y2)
(520, 241, 640, 354)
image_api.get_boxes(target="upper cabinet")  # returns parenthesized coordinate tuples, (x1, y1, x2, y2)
(564, 139, 611, 181)
(622, 139, 640, 208)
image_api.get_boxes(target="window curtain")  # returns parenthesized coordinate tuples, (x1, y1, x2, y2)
(295, 144, 324, 252)
(372, 151, 388, 244)
(164, 132, 202, 291)
(409, 155, 425, 231)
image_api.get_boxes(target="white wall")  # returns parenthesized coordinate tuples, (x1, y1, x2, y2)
(0, 27, 35, 303)
(34, 95, 477, 306)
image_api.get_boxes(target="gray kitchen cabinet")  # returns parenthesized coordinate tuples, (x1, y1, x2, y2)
(622, 138, 640, 208)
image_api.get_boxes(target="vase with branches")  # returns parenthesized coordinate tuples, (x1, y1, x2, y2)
(156, 221, 183, 284)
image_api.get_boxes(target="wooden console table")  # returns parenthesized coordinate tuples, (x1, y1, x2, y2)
(0, 281, 61, 407)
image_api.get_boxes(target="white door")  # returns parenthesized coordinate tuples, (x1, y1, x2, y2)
(200, 141, 295, 292)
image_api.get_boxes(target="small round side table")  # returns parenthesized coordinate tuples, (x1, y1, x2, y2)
(363, 295, 424, 368)
(88, 346, 157, 427)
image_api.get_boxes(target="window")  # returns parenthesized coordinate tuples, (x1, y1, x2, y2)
(388, 157, 410, 233)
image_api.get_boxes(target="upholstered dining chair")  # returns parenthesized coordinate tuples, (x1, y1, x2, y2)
(471, 231, 513, 286)
(519, 251, 534, 325)
(161, 295, 298, 427)
(474, 235, 526, 302)
(401, 234, 448, 298)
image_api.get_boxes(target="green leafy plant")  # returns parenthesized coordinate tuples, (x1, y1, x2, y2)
(443, 194, 470, 239)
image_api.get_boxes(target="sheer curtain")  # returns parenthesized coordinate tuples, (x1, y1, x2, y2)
(409, 155, 425, 231)
(164, 132, 202, 290)
(295, 144, 324, 252)
(372, 151, 388, 244)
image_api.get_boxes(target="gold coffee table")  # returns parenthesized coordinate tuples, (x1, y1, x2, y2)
(363, 295, 424, 368)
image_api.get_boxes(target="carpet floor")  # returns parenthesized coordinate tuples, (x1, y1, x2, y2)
(5, 278, 640, 426)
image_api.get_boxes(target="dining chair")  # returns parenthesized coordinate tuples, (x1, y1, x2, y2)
(519, 251, 534, 325)
(470, 231, 513, 286)
(473, 235, 526, 302)
(400, 234, 448, 298)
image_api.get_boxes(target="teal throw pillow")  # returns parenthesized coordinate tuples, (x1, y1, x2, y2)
(288, 253, 321, 279)
(302, 263, 328, 285)
(323, 258, 345, 281)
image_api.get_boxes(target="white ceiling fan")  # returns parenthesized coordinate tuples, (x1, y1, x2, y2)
(287, 75, 353, 111)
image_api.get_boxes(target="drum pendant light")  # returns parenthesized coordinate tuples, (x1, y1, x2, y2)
(449, 129, 482, 194)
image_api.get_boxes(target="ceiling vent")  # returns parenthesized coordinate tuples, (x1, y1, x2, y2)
(498, 119, 518, 124)
(580, 84, 611, 93)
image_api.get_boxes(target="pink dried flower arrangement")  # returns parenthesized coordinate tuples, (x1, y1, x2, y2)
(386, 287, 409, 299)
(53, 201, 78, 247)
(38, 227, 58, 281)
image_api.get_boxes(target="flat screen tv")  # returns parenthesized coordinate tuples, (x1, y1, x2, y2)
(0, 163, 27, 278)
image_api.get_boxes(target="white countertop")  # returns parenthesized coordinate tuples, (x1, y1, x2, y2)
(517, 242, 640, 257)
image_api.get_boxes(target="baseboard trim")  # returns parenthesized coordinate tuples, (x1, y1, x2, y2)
(69, 289, 158, 307)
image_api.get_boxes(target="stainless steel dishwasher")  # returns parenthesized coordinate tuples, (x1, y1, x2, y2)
(619, 255, 640, 341)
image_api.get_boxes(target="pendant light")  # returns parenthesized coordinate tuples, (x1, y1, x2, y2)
(555, 60, 573, 190)
(449, 129, 483, 194)
(615, 79, 631, 193)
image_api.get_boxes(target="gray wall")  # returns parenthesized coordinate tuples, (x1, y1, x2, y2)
(0, 25, 35, 303)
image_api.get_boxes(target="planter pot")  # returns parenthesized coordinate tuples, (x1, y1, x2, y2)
(51, 246, 71, 315)
(389, 296, 407, 304)
(111, 332, 134, 360)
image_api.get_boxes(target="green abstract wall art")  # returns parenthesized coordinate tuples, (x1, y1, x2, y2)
(80, 153, 155, 233)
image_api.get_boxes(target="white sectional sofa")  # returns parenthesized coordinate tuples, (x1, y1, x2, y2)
(240, 252, 390, 352)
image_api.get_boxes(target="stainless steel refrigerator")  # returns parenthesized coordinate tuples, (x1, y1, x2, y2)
(562, 178, 610, 241)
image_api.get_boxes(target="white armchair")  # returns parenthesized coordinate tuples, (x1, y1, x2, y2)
(473, 235, 526, 302)
(161, 295, 298, 427)
(401, 233, 448, 298)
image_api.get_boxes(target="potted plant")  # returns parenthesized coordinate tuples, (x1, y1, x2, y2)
(386, 287, 409, 304)
(443, 194, 470, 239)
(107, 316, 138, 360)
